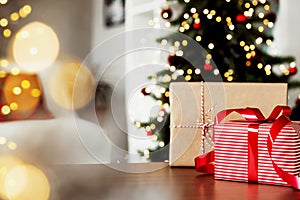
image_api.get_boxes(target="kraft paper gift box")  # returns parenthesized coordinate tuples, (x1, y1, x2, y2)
(213, 106, 300, 187)
(169, 82, 287, 167)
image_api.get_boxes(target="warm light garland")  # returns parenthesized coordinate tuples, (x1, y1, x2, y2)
(0, 1, 32, 39)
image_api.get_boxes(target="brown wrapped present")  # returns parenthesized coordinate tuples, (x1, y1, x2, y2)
(169, 82, 287, 167)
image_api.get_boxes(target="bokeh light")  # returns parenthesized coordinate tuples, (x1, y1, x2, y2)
(3, 73, 42, 119)
(12, 21, 59, 72)
(48, 60, 96, 110)
(4, 164, 50, 200)
(0, 155, 24, 198)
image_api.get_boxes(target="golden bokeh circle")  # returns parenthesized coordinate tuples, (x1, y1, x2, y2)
(3, 73, 42, 119)
(3, 164, 50, 200)
(48, 60, 96, 110)
(12, 21, 59, 72)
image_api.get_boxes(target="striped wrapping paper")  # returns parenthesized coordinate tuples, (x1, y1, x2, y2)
(214, 121, 300, 186)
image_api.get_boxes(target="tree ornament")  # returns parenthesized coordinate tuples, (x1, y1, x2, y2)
(204, 63, 213, 71)
(159, 108, 167, 116)
(161, 6, 172, 20)
(141, 87, 151, 96)
(146, 129, 153, 136)
(289, 67, 297, 75)
(168, 55, 180, 66)
(265, 12, 277, 23)
(193, 21, 201, 29)
(236, 14, 247, 23)
(249, 54, 262, 65)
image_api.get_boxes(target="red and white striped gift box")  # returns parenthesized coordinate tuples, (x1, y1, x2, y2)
(214, 121, 300, 186)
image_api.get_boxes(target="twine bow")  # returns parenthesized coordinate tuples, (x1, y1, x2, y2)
(170, 82, 216, 155)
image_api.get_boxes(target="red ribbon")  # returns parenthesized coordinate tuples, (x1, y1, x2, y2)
(195, 105, 300, 190)
(248, 123, 259, 182)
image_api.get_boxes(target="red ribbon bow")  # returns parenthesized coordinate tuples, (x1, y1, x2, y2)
(195, 105, 300, 190)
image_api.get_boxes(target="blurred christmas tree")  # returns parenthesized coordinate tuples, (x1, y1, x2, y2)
(135, 0, 298, 161)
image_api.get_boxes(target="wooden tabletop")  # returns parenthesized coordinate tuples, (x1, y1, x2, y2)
(50, 162, 300, 200)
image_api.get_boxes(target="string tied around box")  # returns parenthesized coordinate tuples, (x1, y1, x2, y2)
(170, 81, 216, 155)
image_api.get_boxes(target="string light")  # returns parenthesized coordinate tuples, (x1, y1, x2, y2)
(0, 18, 8, 27)
(207, 14, 213, 19)
(246, 23, 252, 29)
(135, 121, 141, 128)
(246, 61, 251, 66)
(1, 4, 32, 41)
(13, 87, 22, 95)
(159, 141, 165, 147)
(255, 37, 263, 44)
(240, 41, 246, 47)
(244, 46, 250, 51)
(157, 116, 164, 122)
(192, 13, 199, 19)
(0, 70, 6, 78)
(229, 24, 235, 30)
(179, 27, 185, 32)
(268, 22, 274, 28)
(0, 59, 8, 67)
(245, 3, 251, 8)
(208, 43, 214, 49)
(246, 53, 252, 59)
(185, 75, 191, 81)
(183, 13, 189, 19)
(187, 69, 193, 74)
(1, 105, 10, 115)
(150, 124, 156, 130)
(31, 88, 41, 98)
(258, 12, 264, 18)
(214, 69, 220, 75)
(165, 91, 170, 97)
(257, 63, 263, 69)
(226, 34, 232, 40)
(195, 68, 201, 74)
(195, 35, 202, 41)
(190, 7, 196, 14)
(291, 62, 297, 68)
(169, 65, 176, 72)
(3, 29, 11, 38)
(161, 39, 167, 46)
(252, 0, 258, 6)
(182, 40, 188, 46)
(264, 5, 270, 11)
(11, 67, 20, 75)
(9, 102, 18, 111)
(10, 12, 19, 21)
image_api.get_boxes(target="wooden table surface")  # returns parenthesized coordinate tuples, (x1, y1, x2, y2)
(50, 162, 300, 200)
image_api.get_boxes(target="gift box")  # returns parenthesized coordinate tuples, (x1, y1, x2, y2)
(213, 106, 300, 188)
(169, 82, 288, 167)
